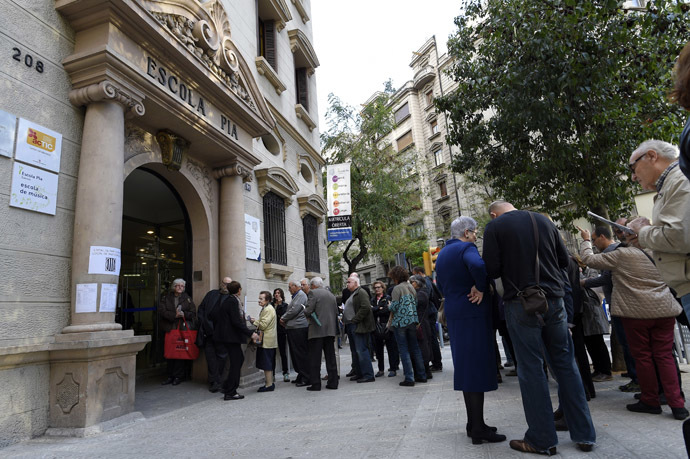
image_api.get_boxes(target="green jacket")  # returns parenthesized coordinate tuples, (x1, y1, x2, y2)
(351, 287, 375, 334)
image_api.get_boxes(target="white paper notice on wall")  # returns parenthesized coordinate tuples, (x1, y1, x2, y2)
(99, 283, 118, 313)
(9, 162, 58, 215)
(88, 246, 121, 275)
(75, 283, 98, 313)
(14, 118, 62, 172)
(0, 109, 16, 158)
(245, 213, 261, 261)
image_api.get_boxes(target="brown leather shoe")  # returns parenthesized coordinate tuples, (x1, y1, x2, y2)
(509, 439, 557, 456)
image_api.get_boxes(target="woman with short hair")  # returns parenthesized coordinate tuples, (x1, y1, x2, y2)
(158, 278, 196, 386)
(251, 291, 278, 392)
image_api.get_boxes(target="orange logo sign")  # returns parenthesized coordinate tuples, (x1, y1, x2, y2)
(27, 128, 56, 152)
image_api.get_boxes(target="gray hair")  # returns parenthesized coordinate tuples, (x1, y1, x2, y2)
(450, 216, 477, 239)
(310, 277, 324, 288)
(633, 140, 679, 161)
(171, 278, 186, 289)
(409, 274, 425, 289)
(300, 278, 309, 285)
(348, 275, 361, 286)
(288, 280, 300, 288)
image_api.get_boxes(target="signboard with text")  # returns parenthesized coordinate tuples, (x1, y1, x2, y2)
(0, 109, 16, 158)
(14, 118, 62, 172)
(9, 162, 58, 215)
(327, 163, 353, 241)
(245, 213, 261, 261)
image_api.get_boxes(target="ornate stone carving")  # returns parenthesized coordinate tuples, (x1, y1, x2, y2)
(124, 124, 156, 162)
(213, 162, 254, 183)
(155, 130, 190, 171)
(185, 156, 214, 205)
(297, 194, 327, 224)
(255, 167, 298, 208)
(69, 81, 145, 118)
(150, 1, 256, 110)
(56, 372, 80, 414)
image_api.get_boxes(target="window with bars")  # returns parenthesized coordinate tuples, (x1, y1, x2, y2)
(303, 214, 320, 272)
(263, 191, 287, 265)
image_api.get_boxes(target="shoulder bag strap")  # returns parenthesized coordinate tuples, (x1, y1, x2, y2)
(528, 212, 540, 286)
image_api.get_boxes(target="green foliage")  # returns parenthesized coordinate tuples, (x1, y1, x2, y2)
(322, 82, 421, 274)
(436, 0, 689, 225)
(406, 237, 431, 270)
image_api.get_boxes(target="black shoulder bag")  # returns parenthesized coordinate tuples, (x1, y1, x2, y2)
(507, 212, 549, 322)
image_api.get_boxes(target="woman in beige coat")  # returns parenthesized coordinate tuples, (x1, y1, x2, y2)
(251, 291, 278, 392)
(579, 227, 687, 420)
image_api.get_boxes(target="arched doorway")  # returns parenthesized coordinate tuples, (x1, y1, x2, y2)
(119, 168, 192, 371)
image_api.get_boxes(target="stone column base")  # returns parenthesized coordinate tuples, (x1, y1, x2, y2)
(49, 330, 150, 431)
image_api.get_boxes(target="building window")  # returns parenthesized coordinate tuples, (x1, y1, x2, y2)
(439, 180, 448, 198)
(394, 103, 410, 124)
(396, 130, 413, 151)
(407, 221, 424, 238)
(425, 90, 433, 106)
(258, 19, 277, 70)
(263, 191, 287, 265)
(364, 272, 372, 285)
(303, 214, 320, 272)
(433, 149, 443, 167)
(295, 67, 309, 111)
(430, 119, 439, 135)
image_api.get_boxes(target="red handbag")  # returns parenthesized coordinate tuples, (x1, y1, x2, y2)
(164, 318, 200, 360)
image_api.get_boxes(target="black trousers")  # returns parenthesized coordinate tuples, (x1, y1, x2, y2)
(286, 327, 310, 383)
(166, 358, 185, 380)
(584, 333, 612, 375)
(373, 329, 400, 372)
(276, 330, 289, 375)
(428, 319, 443, 368)
(216, 342, 244, 396)
(308, 336, 339, 387)
(572, 314, 595, 398)
(204, 339, 226, 386)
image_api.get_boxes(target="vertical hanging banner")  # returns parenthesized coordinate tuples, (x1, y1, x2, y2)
(327, 163, 352, 241)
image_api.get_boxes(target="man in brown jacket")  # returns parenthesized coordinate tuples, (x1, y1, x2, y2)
(347, 275, 376, 383)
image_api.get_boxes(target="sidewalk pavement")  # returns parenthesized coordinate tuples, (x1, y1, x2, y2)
(3, 344, 688, 458)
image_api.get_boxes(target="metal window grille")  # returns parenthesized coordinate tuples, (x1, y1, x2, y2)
(303, 214, 320, 272)
(263, 192, 287, 265)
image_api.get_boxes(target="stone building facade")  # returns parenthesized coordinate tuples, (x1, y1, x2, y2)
(0, 0, 326, 446)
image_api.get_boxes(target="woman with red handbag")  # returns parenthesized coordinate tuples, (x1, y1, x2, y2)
(158, 278, 196, 386)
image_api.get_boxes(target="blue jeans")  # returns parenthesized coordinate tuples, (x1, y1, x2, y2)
(345, 323, 360, 376)
(353, 331, 374, 380)
(393, 325, 426, 382)
(505, 298, 595, 451)
(682, 294, 690, 323)
(611, 315, 637, 382)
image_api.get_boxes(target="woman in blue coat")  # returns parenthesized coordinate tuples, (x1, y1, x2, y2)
(436, 216, 505, 445)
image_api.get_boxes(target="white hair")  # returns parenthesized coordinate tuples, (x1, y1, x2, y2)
(288, 280, 300, 288)
(310, 277, 324, 288)
(171, 278, 186, 289)
(450, 216, 477, 239)
(348, 276, 361, 286)
(633, 139, 679, 161)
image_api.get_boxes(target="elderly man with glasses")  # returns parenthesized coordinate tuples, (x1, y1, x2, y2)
(627, 140, 690, 320)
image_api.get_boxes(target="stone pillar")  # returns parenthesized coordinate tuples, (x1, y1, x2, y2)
(47, 81, 149, 434)
(214, 163, 253, 288)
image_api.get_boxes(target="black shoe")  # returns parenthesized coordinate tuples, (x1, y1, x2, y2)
(306, 385, 321, 391)
(509, 439, 556, 455)
(209, 383, 221, 393)
(388, 371, 396, 377)
(627, 400, 662, 414)
(349, 375, 360, 381)
(171, 378, 182, 386)
(465, 423, 498, 438)
(399, 380, 415, 387)
(346, 370, 356, 377)
(375, 371, 385, 377)
(295, 382, 309, 387)
(161, 377, 174, 385)
(577, 443, 594, 452)
(325, 384, 338, 390)
(554, 417, 568, 431)
(357, 377, 375, 383)
(414, 377, 427, 383)
(672, 407, 689, 420)
(471, 428, 506, 445)
(257, 384, 275, 392)
(430, 366, 443, 372)
(223, 393, 244, 401)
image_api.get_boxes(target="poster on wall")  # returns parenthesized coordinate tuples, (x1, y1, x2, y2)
(245, 213, 261, 261)
(99, 283, 118, 313)
(75, 283, 98, 313)
(0, 109, 16, 158)
(14, 118, 62, 172)
(327, 163, 353, 241)
(9, 162, 58, 215)
(88, 246, 122, 275)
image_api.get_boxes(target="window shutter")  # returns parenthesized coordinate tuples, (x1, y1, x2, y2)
(296, 68, 309, 110)
(265, 20, 276, 70)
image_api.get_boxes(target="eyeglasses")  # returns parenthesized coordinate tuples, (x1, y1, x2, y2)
(629, 152, 647, 174)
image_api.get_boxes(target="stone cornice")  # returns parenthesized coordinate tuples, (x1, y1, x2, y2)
(69, 80, 145, 118)
(291, 0, 310, 23)
(255, 167, 299, 207)
(295, 104, 316, 131)
(255, 56, 287, 94)
(263, 263, 293, 280)
(297, 194, 327, 224)
(267, 102, 324, 167)
(287, 28, 319, 74)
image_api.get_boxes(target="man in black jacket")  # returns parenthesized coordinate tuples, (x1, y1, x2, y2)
(197, 276, 232, 393)
(483, 201, 595, 455)
(210, 281, 258, 400)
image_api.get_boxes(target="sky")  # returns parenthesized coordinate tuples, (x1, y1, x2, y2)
(311, 1, 464, 134)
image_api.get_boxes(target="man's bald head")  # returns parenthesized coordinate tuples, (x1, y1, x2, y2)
(488, 200, 516, 219)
